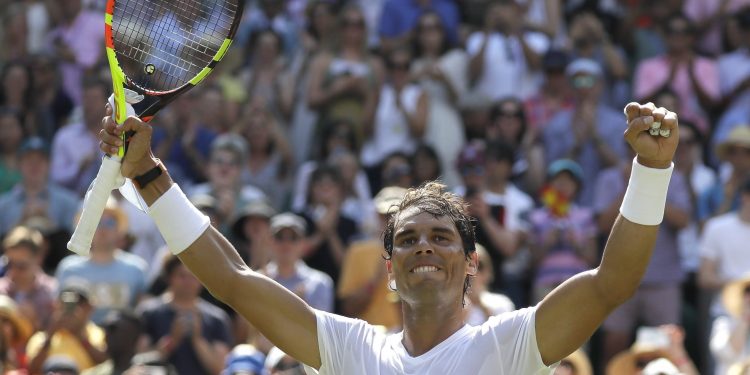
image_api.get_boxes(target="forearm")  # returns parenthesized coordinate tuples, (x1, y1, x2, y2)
(79, 336, 108, 364)
(28, 340, 52, 374)
(662, 204, 689, 229)
(689, 69, 717, 110)
(192, 338, 225, 375)
(479, 217, 519, 257)
(519, 36, 541, 71)
(468, 46, 486, 84)
(602, 43, 628, 80)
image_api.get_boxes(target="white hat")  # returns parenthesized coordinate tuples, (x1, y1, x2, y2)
(565, 58, 603, 78)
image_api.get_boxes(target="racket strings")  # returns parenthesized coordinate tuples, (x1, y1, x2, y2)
(112, 0, 238, 92)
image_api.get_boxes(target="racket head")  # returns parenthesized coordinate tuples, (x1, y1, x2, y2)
(104, 0, 243, 121)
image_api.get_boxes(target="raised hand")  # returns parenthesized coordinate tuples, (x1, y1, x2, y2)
(98, 104, 157, 178)
(623, 102, 679, 169)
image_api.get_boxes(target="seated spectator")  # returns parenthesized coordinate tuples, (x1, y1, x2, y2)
(328, 150, 376, 230)
(0, 295, 33, 371)
(377, 0, 460, 54)
(49, 78, 108, 195)
(605, 325, 698, 375)
(633, 14, 719, 134)
(231, 200, 277, 270)
(265, 346, 304, 375)
(81, 309, 142, 375)
(524, 50, 575, 135)
(699, 178, 750, 306)
(543, 58, 628, 204)
(699, 126, 750, 222)
(411, 144, 443, 188)
(338, 187, 407, 330)
(0, 107, 24, 193)
(554, 349, 592, 375)
(465, 244, 515, 326)
(138, 254, 231, 375)
(466, 0, 548, 100)
(710, 275, 750, 375)
(298, 165, 360, 285)
(0, 225, 57, 331)
(222, 344, 267, 375)
(26, 280, 108, 373)
(265, 213, 334, 312)
(377, 152, 414, 191)
(56, 198, 147, 325)
(0, 137, 79, 239)
(529, 159, 597, 303)
(188, 134, 266, 232)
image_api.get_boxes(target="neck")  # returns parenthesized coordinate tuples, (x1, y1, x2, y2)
(90, 248, 116, 263)
(23, 181, 45, 195)
(168, 291, 196, 308)
(12, 275, 35, 292)
(486, 179, 507, 194)
(400, 299, 465, 356)
(276, 261, 297, 278)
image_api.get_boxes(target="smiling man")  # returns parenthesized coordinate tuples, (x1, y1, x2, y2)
(95, 101, 678, 374)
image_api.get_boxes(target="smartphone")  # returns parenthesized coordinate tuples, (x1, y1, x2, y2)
(635, 326, 670, 349)
(60, 291, 79, 314)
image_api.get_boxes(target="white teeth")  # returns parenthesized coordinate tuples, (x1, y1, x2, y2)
(412, 266, 439, 273)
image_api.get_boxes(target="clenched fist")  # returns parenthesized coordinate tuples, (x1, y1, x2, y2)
(623, 102, 679, 169)
(98, 104, 157, 178)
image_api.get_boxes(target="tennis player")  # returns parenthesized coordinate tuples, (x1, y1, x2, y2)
(97, 102, 678, 374)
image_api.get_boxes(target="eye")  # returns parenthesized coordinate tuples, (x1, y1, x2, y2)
(434, 235, 449, 243)
(400, 237, 417, 246)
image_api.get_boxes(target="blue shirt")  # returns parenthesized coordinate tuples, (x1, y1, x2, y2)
(151, 125, 216, 184)
(543, 105, 628, 206)
(378, 0, 459, 44)
(266, 260, 334, 312)
(56, 250, 148, 324)
(697, 181, 741, 222)
(0, 183, 80, 236)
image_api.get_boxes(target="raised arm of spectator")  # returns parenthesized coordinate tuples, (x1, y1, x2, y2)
(97, 110, 323, 369)
(535, 103, 679, 364)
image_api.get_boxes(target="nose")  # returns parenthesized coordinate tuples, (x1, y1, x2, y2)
(414, 236, 434, 255)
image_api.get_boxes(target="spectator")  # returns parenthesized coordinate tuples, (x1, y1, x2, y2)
(81, 309, 142, 375)
(487, 97, 546, 195)
(606, 325, 699, 375)
(56, 198, 146, 324)
(0, 107, 24, 193)
(361, 47, 427, 184)
(240, 31, 287, 117)
(523, 49, 574, 140)
(0, 137, 79, 238)
(231, 200, 277, 270)
(634, 14, 720, 134)
(543, 58, 628, 204)
(411, 11, 468, 188)
(307, 4, 384, 149)
(411, 144, 443, 187)
(0, 61, 33, 125)
(629, 1, 683, 64)
(567, 12, 630, 108)
(328, 150, 377, 229)
(235, 98, 293, 209)
(683, 0, 750, 57)
(237, 0, 299, 59)
(467, 0, 548, 101)
(49, 78, 107, 195)
(378, 152, 414, 191)
(1, 4, 27, 62)
(699, 178, 750, 298)
(378, 0, 460, 54)
(529, 159, 597, 303)
(595, 153, 692, 364)
(461, 141, 534, 305)
(338, 187, 406, 330)
(465, 244, 515, 326)
(265, 213, 334, 312)
(698, 126, 750, 222)
(26, 280, 108, 373)
(28, 53, 74, 141)
(0, 295, 33, 371)
(188, 134, 266, 232)
(138, 254, 232, 375)
(554, 349, 592, 375)
(265, 346, 305, 375)
(298, 165, 359, 286)
(222, 344, 267, 375)
(710, 275, 750, 375)
(0, 225, 57, 331)
(45, 0, 102, 104)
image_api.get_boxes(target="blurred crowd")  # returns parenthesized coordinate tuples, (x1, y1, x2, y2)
(4, 0, 750, 374)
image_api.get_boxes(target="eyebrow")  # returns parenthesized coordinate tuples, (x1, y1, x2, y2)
(394, 225, 456, 241)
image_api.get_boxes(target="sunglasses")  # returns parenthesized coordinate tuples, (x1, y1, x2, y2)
(274, 233, 301, 242)
(572, 75, 596, 89)
(6, 261, 31, 271)
(343, 19, 365, 29)
(211, 157, 240, 166)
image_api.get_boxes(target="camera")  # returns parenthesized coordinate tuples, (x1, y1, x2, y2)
(60, 291, 80, 314)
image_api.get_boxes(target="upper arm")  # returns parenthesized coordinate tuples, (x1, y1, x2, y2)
(179, 228, 321, 369)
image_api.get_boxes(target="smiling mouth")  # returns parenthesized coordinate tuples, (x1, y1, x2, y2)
(411, 266, 441, 273)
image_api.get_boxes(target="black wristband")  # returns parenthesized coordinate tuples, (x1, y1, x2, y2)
(133, 162, 164, 189)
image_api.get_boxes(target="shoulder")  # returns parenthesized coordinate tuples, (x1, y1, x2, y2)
(704, 213, 739, 232)
(136, 296, 168, 316)
(57, 254, 87, 271)
(507, 185, 534, 208)
(114, 251, 148, 272)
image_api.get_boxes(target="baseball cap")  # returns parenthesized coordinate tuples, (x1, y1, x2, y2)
(542, 50, 570, 72)
(19, 137, 50, 155)
(374, 187, 407, 215)
(270, 213, 306, 235)
(565, 58, 603, 78)
(59, 277, 92, 303)
(456, 140, 486, 170)
(223, 344, 268, 375)
(547, 159, 584, 183)
(42, 355, 79, 373)
(231, 200, 277, 240)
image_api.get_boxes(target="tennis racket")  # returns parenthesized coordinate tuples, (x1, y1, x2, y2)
(67, 0, 243, 255)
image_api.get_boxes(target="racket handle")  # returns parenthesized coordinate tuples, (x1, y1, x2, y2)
(67, 155, 122, 255)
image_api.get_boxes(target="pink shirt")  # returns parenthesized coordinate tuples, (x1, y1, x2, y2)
(46, 10, 103, 104)
(634, 56, 720, 133)
(684, 0, 750, 56)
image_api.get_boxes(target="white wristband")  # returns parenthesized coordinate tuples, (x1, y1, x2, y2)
(148, 184, 210, 255)
(619, 157, 674, 226)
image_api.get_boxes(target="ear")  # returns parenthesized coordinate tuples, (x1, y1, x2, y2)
(386, 259, 393, 276)
(466, 252, 478, 277)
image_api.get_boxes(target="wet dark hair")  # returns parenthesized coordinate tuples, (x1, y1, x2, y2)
(382, 182, 476, 304)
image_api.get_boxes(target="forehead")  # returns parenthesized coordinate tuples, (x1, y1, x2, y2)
(394, 207, 458, 234)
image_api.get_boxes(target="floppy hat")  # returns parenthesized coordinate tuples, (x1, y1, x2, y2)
(374, 187, 407, 215)
(270, 213, 306, 236)
(231, 200, 277, 241)
(716, 125, 750, 160)
(0, 295, 33, 346)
